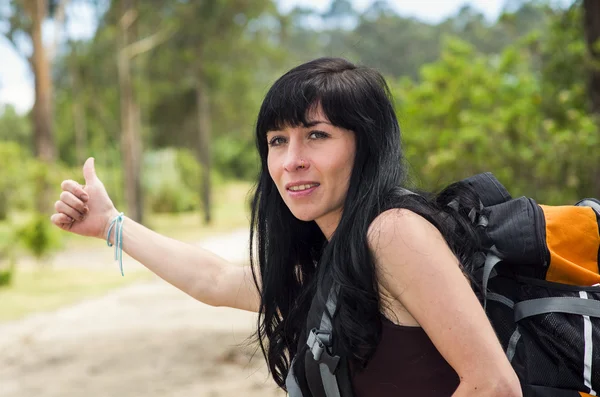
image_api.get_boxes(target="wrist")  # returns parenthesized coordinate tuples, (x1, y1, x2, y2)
(102, 209, 121, 242)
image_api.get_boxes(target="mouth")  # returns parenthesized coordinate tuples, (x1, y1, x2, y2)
(287, 183, 320, 192)
(285, 182, 320, 197)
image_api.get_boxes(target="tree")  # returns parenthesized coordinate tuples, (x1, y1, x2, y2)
(144, 0, 274, 224)
(117, 0, 143, 223)
(394, 36, 599, 204)
(1, 0, 69, 212)
(99, 0, 172, 223)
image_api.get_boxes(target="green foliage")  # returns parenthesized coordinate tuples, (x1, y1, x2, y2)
(0, 104, 32, 149)
(16, 213, 63, 261)
(0, 264, 15, 287)
(0, 141, 33, 219)
(174, 149, 202, 193)
(0, 226, 17, 287)
(143, 149, 201, 213)
(3, 0, 596, 220)
(394, 33, 599, 204)
(212, 136, 260, 181)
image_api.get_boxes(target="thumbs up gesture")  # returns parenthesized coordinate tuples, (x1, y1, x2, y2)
(51, 157, 119, 240)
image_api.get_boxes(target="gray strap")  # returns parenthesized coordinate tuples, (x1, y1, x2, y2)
(486, 292, 514, 309)
(317, 287, 341, 397)
(577, 199, 600, 215)
(506, 329, 521, 362)
(301, 286, 342, 397)
(477, 214, 488, 227)
(320, 363, 341, 397)
(285, 357, 303, 397)
(321, 287, 337, 330)
(447, 198, 460, 212)
(482, 248, 503, 311)
(286, 286, 341, 397)
(515, 297, 600, 322)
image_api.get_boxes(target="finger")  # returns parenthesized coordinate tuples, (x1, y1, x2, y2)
(61, 179, 89, 202)
(60, 191, 89, 215)
(54, 200, 86, 222)
(83, 157, 98, 186)
(50, 213, 75, 226)
(50, 213, 75, 232)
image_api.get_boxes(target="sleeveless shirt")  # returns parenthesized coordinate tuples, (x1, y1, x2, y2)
(351, 316, 460, 396)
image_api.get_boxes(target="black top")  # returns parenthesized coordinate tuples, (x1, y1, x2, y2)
(351, 316, 460, 396)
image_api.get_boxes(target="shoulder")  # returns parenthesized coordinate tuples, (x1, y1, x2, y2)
(367, 208, 445, 254)
(367, 208, 457, 292)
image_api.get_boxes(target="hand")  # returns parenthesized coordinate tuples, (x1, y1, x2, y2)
(51, 157, 119, 240)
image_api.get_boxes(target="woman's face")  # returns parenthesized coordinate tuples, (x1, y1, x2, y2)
(266, 106, 356, 238)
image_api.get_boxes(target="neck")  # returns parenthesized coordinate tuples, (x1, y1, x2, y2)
(315, 210, 343, 241)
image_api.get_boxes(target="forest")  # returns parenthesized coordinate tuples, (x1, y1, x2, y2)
(0, 0, 599, 272)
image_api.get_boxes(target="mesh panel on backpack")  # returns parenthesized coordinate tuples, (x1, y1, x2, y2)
(460, 173, 600, 397)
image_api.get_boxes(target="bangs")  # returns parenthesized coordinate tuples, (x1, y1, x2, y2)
(256, 65, 356, 135)
(257, 81, 327, 134)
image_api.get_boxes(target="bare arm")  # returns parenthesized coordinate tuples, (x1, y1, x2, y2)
(50, 157, 260, 312)
(106, 214, 260, 311)
(368, 208, 522, 397)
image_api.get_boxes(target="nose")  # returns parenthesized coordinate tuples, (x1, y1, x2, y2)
(283, 143, 309, 172)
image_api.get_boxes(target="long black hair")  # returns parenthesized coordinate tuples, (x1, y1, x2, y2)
(249, 57, 482, 393)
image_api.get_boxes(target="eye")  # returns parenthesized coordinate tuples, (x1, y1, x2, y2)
(309, 130, 330, 140)
(268, 136, 287, 147)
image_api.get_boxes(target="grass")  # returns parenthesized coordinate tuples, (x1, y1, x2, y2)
(0, 180, 254, 323)
(0, 268, 155, 322)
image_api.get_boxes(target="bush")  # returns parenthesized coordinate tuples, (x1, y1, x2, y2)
(143, 148, 201, 213)
(0, 142, 33, 219)
(393, 36, 600, 204)
(16, 213, 64, 262)
(0, 261, 15, 288)
(0, 230, 16, 287)
(212, 136, 259, 181)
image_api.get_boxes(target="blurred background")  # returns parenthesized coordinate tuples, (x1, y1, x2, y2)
(0, 0, 599, 396)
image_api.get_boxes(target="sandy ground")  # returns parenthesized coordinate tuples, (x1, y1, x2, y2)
(0, 229, 285, 397)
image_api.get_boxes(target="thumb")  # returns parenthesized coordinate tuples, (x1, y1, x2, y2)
(83, 157, 98, 185)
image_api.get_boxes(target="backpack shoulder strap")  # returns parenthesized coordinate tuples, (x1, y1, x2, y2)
(286, 284, 351, 397)
(304, 286, 343, 397)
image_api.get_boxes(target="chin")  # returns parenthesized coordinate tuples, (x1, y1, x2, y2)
(289, 209, 319, 222)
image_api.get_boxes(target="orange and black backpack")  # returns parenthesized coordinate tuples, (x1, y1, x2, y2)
(286, 172, 600, 397)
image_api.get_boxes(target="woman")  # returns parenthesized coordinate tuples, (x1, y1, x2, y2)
(51, 57, 521, 396)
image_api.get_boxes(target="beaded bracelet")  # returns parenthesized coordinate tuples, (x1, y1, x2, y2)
(106, 212, 125, 276)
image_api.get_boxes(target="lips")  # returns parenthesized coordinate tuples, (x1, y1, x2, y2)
(288, 183, 319, 192)
(285, 181, 320, 197)
(285, 181, 320, 191)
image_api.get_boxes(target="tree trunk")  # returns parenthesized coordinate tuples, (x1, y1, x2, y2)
(25, 0, 55, 213)
(117, 0, 144, 223)
(70, 52, 87, 165)
(195, 74, 212, 225)
(583, 0, 600, 197)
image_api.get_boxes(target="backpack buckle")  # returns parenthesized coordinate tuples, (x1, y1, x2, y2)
(307, 328, 340, 374)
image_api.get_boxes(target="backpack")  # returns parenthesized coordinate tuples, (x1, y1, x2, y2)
(285, 172, 600, 397)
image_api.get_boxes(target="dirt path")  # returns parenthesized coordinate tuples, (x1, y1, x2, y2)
(18, 228, 252, 270)
(0, 229, 285, 397)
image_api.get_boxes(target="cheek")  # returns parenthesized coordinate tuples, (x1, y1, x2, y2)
(335, 149, 355, 195)
(267, 153, 281, 184)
